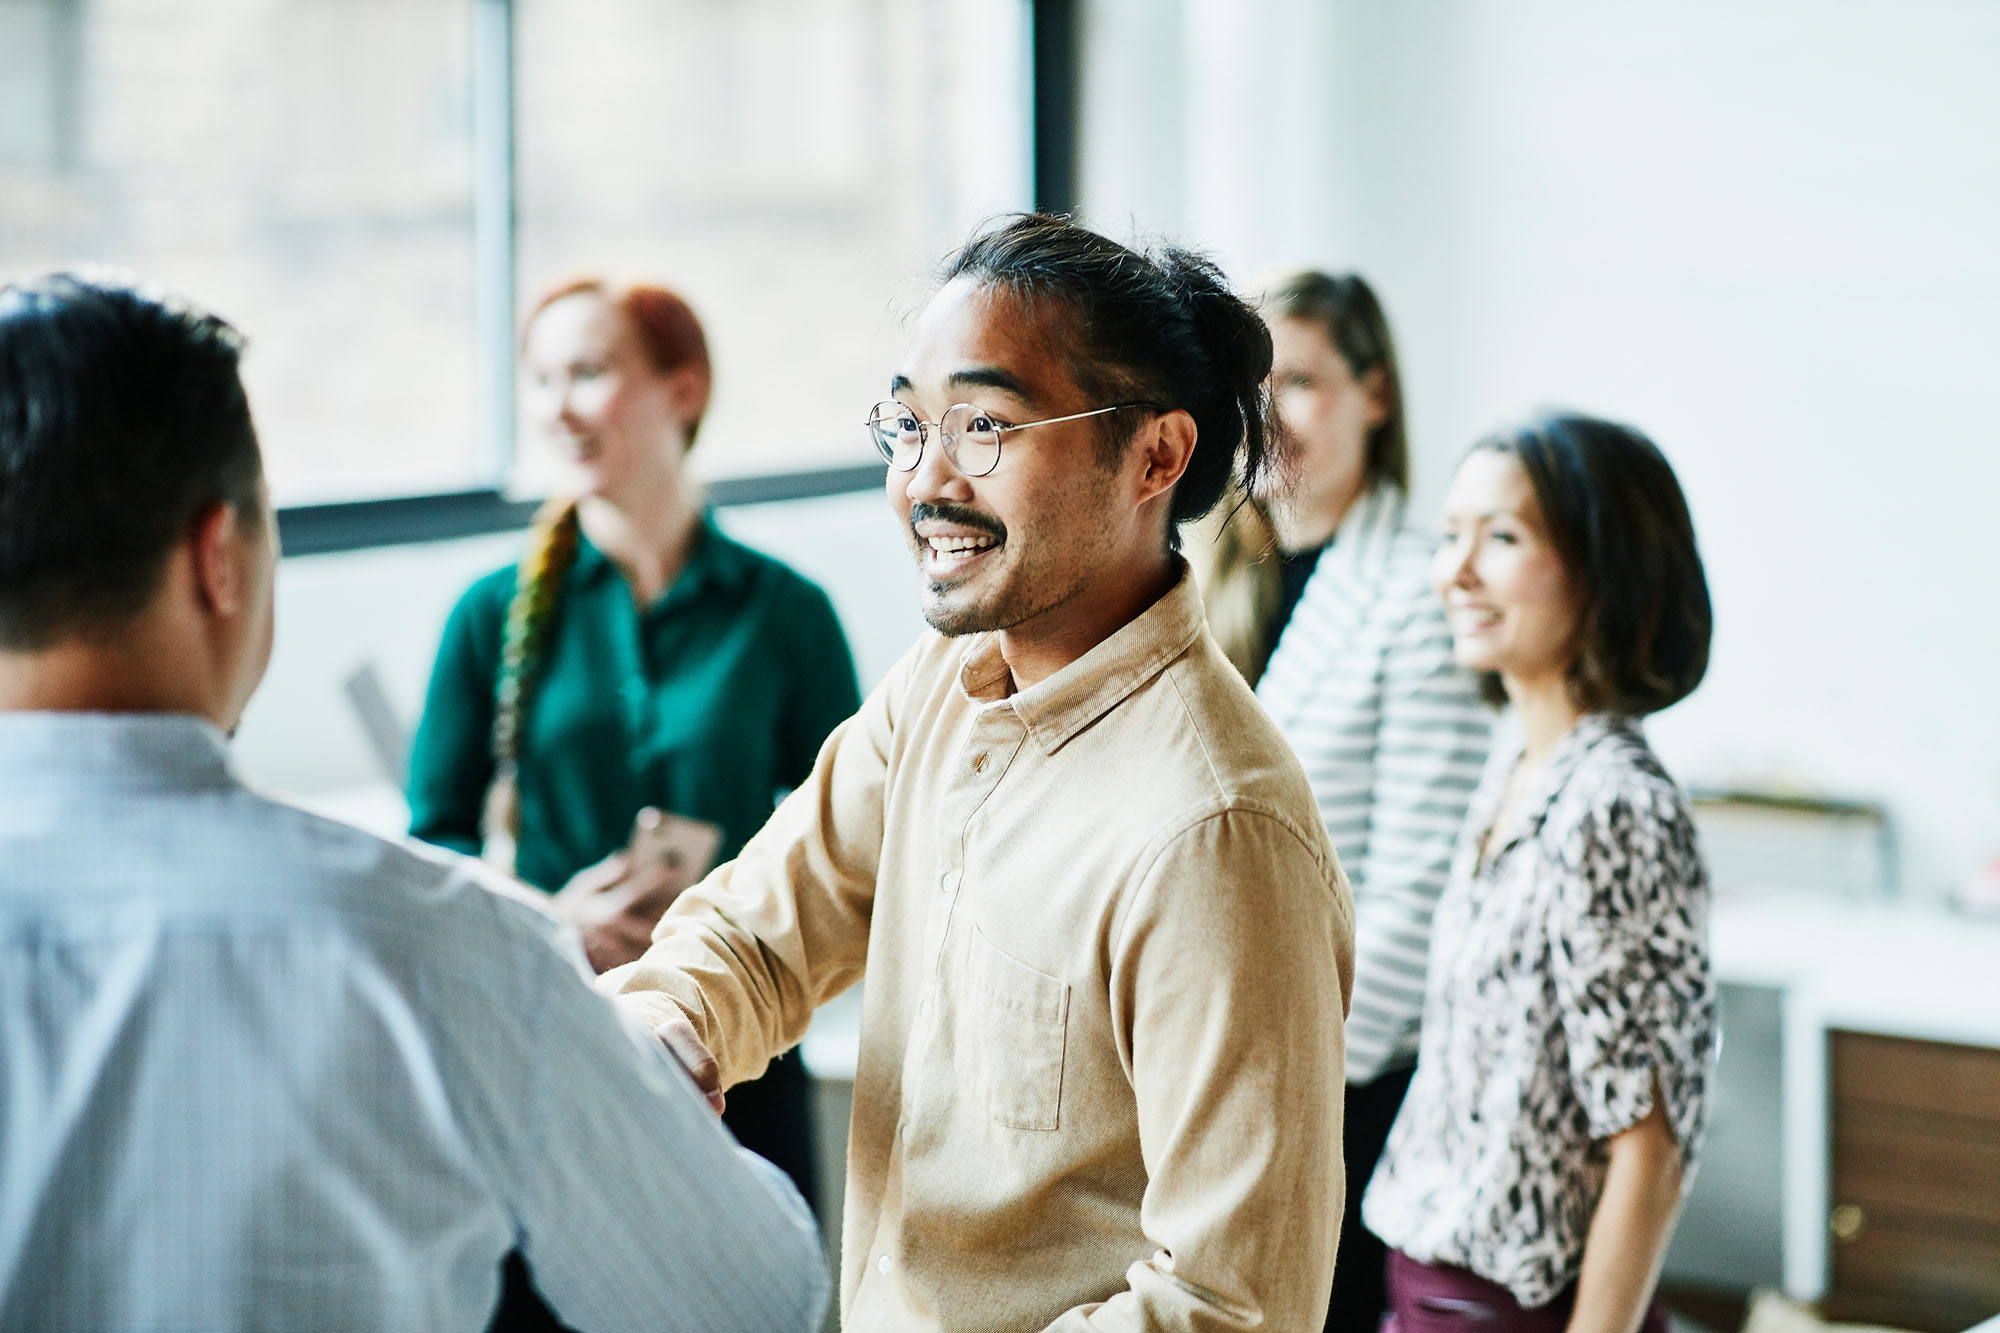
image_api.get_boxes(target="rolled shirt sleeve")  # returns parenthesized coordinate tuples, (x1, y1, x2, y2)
(1547, 781, 1714, 1162)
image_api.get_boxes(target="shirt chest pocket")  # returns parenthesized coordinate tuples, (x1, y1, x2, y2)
(964, 926, 1071, 1132)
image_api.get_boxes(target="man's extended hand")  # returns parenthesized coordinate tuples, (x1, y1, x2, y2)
(652, 1009, 726, 1115)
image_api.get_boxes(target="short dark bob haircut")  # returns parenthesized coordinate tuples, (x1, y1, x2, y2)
(1469, 411, 1712, 714)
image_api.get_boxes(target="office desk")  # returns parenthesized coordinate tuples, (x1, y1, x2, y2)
(1711, 895, 2000, 1324)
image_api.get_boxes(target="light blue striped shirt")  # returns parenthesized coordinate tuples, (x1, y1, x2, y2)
(0, 711, 827, 1332)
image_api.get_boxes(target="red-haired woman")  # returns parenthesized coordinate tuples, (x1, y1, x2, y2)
(407, 277, 859, 1213)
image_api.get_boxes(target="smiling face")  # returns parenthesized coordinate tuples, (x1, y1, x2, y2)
(522, 291, 691, 502)
(1267, 314, 1386, 525)
(1432, 448, 1584, 696)
(886, 277, 1143, 642)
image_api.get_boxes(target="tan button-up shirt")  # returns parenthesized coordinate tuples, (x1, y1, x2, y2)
(607, 567, 1356, 1331)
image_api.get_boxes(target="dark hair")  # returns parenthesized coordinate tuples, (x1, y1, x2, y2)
(0, 272, 263, 649)
(941, 214, 1276, 549)
(525, 275, 712, 446)
(1264, 270, 1409, 493)
(1470, 411, 1711, 714)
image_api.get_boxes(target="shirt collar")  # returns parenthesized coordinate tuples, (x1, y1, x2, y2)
(570, 511, 755, 610)
(0, 711, 235, 794)
(955, 560, 1208, 755)
(1482, 711, 1639, 856)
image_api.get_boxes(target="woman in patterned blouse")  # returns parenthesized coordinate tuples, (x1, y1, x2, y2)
(1363, 413, 1716, 1332)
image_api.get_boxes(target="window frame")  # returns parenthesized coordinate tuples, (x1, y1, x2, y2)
(273, 0, 1072, 554)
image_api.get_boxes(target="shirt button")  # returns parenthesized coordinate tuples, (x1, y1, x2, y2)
(972, 751, 989, 773)
(940, 871, 959, 895)
(918, 998, 930, 1019)
(877, 1254, 891, 1276)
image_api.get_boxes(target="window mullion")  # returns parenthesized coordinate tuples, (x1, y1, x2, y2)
(471, 0, 518, 489)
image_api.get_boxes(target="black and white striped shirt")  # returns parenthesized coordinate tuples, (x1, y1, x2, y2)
(1257, 486, 1493, 1084)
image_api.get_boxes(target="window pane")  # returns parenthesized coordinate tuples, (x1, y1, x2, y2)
(0, 0, 479, 505)
(513, 0, 1031, 488)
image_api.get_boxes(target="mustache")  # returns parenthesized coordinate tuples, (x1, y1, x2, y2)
(909, 502, 1006, 542)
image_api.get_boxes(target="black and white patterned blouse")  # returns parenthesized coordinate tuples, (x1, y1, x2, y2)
(1361, 713, 1716, 1308)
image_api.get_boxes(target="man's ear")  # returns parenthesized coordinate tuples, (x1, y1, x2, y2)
(1133, 409, 1198, 505)
(189, 500, 246, 618)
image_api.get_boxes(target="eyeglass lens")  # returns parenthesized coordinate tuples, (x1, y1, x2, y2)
(865, 402, 1003, 477)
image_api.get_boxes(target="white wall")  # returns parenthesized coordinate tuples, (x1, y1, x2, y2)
(1080, 0, 2000, 897)
(233, 488, 925, 801)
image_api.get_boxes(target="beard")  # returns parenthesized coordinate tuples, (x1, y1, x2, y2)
(902, 482, 1113, 640)
(920, 560, 1024, 637)
(917, 550, 1095, 639)
(922, 599, 995, 637)
(921, 581, 1072, 638)
(907, 500, 1009, 636)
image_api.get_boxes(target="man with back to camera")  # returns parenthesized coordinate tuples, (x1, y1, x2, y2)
(0, 272, 827, 1331)
(606, 215, 1357, 1330)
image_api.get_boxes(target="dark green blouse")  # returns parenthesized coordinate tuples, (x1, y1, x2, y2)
(407, 516, 862, 892)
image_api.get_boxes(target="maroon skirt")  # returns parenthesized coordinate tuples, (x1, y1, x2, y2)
(1383, 1250, 1670, 1333)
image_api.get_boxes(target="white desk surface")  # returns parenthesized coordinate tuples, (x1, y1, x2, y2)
(1713, 892, 2000, 1047)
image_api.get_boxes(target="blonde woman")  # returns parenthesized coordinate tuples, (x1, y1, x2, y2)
(1190, 271, 1491, 1330)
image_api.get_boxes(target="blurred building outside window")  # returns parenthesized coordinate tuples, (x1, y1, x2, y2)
(512, 0, 1032, 495)
(0, 0, 1032, 508)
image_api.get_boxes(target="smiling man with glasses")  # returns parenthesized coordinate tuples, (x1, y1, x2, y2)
(607, 214, 1356, 1330)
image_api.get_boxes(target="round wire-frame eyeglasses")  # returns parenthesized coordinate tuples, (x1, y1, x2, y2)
(864, 400, 1156, 478)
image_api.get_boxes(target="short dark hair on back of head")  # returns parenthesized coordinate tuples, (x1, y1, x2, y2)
(1473, 411, 1712, 714)
(941, 214, 1276, 550)
(0, 272, 263, 650)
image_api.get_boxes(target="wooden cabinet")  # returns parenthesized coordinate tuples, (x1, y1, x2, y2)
(1827, 1030, 2000, 1331)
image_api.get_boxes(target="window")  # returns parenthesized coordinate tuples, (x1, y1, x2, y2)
(0, 0, 1034, 512)
(0, 0, 481, 505)
(512, 0, 1031, 489)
